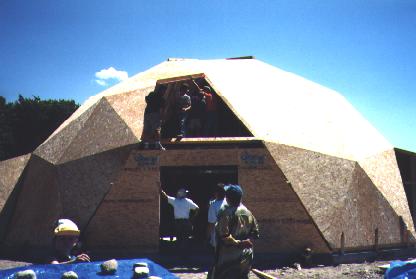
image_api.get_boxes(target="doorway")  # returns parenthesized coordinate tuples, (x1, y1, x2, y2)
(159, 166, 238, 242)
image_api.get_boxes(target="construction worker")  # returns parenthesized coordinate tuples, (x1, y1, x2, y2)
(160, 187, 199, 250)
(210, 185, 259, 279)
(50, 219, 90, 264)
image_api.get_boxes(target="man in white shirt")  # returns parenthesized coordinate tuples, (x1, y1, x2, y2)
(161, 187, 199, 249)
(207, 183, 226, 248)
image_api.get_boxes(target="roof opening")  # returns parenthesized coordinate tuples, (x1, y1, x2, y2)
(141, 74, 252, 146)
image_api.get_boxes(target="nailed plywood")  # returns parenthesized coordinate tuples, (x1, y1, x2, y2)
(84, 160, 160, 250)
(335, 164, 405, 248)
(240, 165, 330, 254)
(0, 154, 31, 212)
(59, 98, 137, 163)
(56, 145, 132, 230)
(41, 58, 393, 163)
(5, 155, 61, 248)
(0, 154, 31, 243)
(359, 149, 415, 236)
(34, 101, 100, 164)
(105, 89, 152, 140)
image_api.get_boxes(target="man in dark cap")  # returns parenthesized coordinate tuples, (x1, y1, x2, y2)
(210, 185, 259, 279)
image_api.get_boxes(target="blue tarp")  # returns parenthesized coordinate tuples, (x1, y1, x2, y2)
(385, 260, 416, 279)
(0, 258, 178, 278)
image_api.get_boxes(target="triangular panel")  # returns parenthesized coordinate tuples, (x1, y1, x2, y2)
(55, 145, 133, 232)
(58, 98, 137, 163)
(5, 155, 61, 248)
(359, 149, 415, 235)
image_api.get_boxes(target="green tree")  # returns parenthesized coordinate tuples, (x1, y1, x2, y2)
(0, 95, 79, 161)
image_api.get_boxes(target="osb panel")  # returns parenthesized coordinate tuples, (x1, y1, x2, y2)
(59, 98, 138, 164)
(332, 164, 404, 249)
(105, 89, 152, 141)
(0, 154, 31, 212)
(265, 142, 358, 250)
(56, 146, 132, 230)
(84, 168, 159, 250)
(255, 223, 328, 254)
(84, 201, 159, 250)
(0, 154, 31, 243)
(240, 166, 329, 254)
(160, 149, 239, 167)
(359, 149, 415, 236)
(105, 170, 159, 201)
(5, 155, 62, 248)
(34, 101, 100, 164)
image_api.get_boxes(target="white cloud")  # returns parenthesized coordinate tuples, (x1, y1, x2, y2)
(95, 79, 107, 86)
(95, 67, 128, 86)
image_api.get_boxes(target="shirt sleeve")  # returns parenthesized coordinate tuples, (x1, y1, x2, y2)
(187, 199, 199, 210)
(167, 196, 175, 206)
(207, 204, 216, 224)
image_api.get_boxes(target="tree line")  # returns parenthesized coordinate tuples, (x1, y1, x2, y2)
(0, 95, 79, 161)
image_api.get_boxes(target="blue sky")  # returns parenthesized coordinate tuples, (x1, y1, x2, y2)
(1, 0, 415, 151)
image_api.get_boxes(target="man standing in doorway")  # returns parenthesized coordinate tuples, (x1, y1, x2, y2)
(207, 183, 226, 248)
(211, 185, 259, 279)
(160, 187, 199, 250)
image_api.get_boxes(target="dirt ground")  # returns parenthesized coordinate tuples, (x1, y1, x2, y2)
(0, 259, 388, 278)
(171, 262, 387, 278)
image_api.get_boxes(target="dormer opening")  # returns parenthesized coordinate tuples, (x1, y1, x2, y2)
(152, 74, 252, 140)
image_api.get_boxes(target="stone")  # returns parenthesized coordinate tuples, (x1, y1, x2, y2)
(134, 266, 150, 278)
(61, 271, 78, 279)
(14, 269, 36, 279)
(100, 259, 118, 274)
(133, 262, 148, 268)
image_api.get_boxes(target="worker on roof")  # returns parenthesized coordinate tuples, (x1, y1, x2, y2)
(49, 219, 90, 264)
(141, 86, 167, 150)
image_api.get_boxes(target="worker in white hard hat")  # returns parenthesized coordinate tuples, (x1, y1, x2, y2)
(160, 186, 199, 250)
(50, 219, 90, 264)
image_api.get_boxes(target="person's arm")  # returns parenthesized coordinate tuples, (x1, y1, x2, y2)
(207, 204, 216, 238)
(50, 253, 90, 264)
(207, 223, 215, 239)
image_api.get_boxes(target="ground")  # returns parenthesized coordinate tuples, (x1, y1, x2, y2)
(0, 259, 388, 278)
(172, 262, 387, 278)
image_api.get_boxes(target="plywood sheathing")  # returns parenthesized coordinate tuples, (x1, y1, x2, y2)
(0, 154, 31, 243)
(99, 148, 328, 253)
(0, 154, 31, 213)
(105, 88, 153, 141)
(264, 142, 415, 250)
(55, 145, 133, 231)
(84, 150, 160, 251)
(57, 98, 138, 164)
(43, 58, 393, 164)
(238, 148, 330, 253)
(4, 155, 61, 248)
(336, 164, 405, 247)
(359, 149, 415, 236)
(34, 100, 101, 164)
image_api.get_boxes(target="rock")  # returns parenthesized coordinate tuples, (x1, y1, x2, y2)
(134, 266, 150, 278)
(61, 271, 78, 279)
(133, 262, 148, 268)
(100, 259, 118, 274)
(14, 270, 36, 279)
(293, 262, 302, 270)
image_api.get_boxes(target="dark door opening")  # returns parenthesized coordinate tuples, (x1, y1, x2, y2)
(160, 166, 238, 243)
